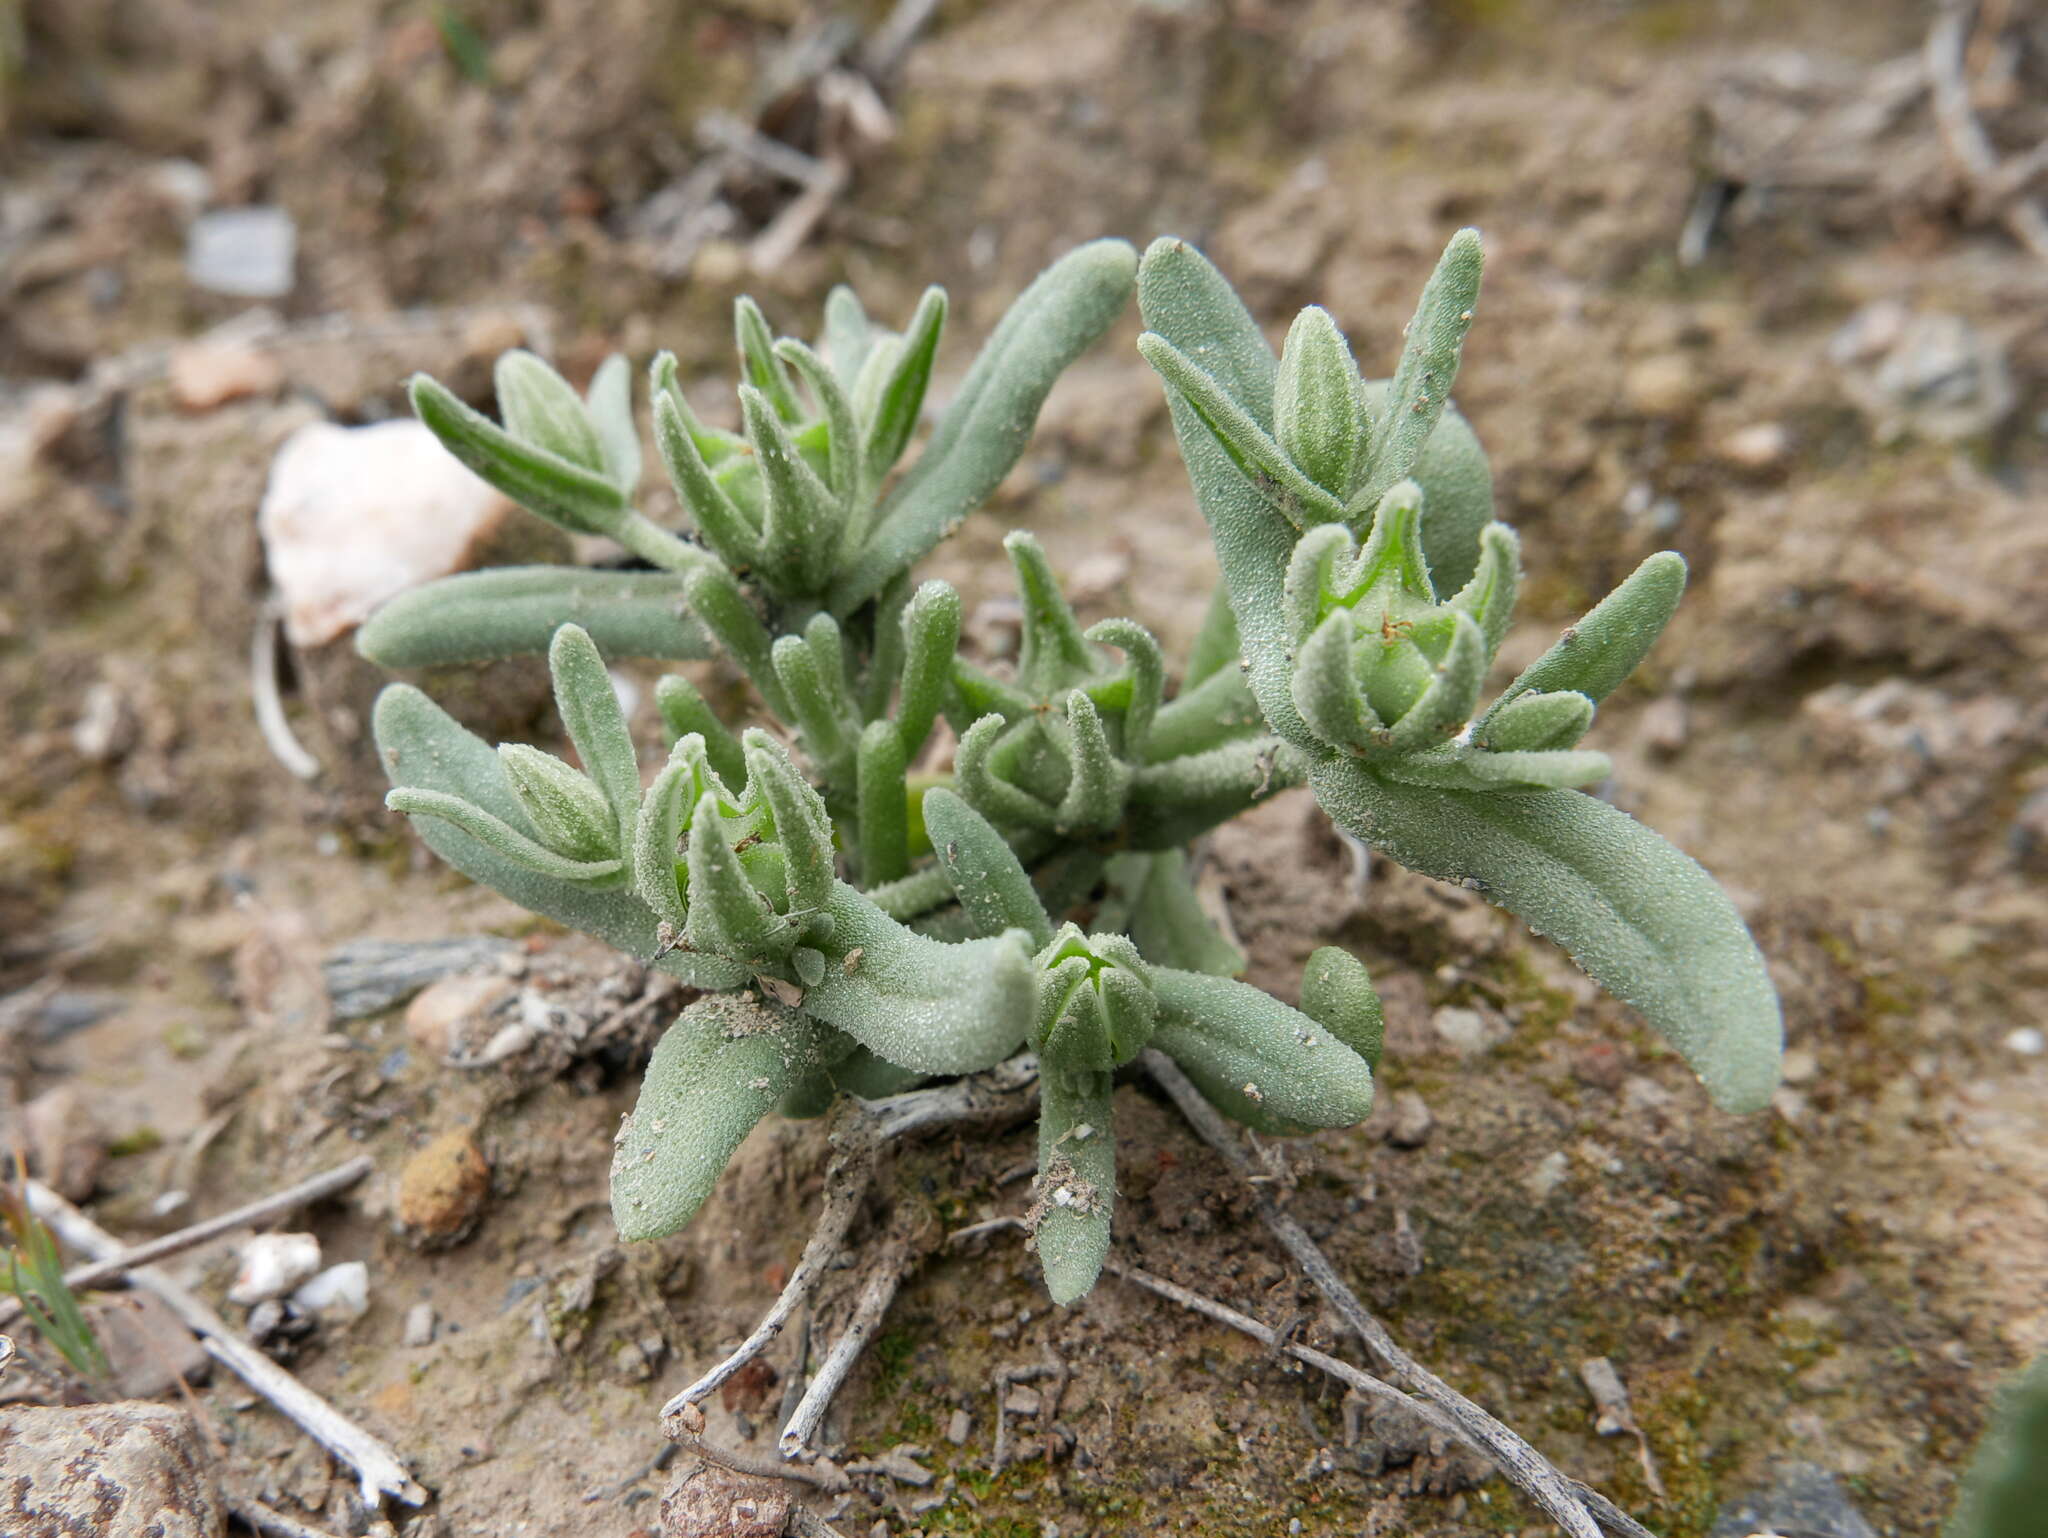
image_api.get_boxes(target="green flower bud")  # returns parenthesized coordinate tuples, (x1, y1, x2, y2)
(1275, 306, 1366, 498)
(498, 744, 618, 863)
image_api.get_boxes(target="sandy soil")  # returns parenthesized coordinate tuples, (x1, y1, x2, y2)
(3, 1, 2045, 1535)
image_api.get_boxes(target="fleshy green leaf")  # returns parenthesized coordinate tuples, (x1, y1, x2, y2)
(821, 284, 874, 383)
(1475, 690, 1596, 753)
(861, 285, 947, 489)
(1124, 735, 1307, 850)
(742, 730, 835, 915)
(654, 673, 747, 789)
(1084, 618, 1163, 761)
(548, 624, 643, 849)
(1145, 665, 1267, 763)
(584, 353, 642, 491)
(956, 714, 1059, 832)
(610, 995, 827, 1240)
(1150, 966, 1374, 1134)
(1291, 609, 1379, 755)
(1136, 332, 1347, 531)
(775, 337, 861, 506)
(410, 374, 629, 539)
(682, 564, 794, 720)
(773, 628, 853, 780)
(1353, 228, 1483, 516)
(495, 350, 607, 473)
(1308, 759, 1782, 1112)
(837, 239, 1137, 611)
(1138, 238, 1313, 750)
(742, 383, 840, 595)
(1035, 1066, 1115, 1305)
(1055, 691, 1129, 834)
(1007, 530, 1101, 696)
(1275, 306, 1366, 497)
(653, 383, 759, 568)
(685, 790, 794, 968)
(372, 684, 746, 989)
(1381, 609, 1488, 753)
(734, 296, 804, 423)
(1480, 551, 1687, 729)
(634, 736, 714, 928)
(801, 883, 1037, 1073)
(1377, 746, 1611, 793)
(386, 786, 623, 884)
(356, 567, 711, 667)
(897, 580, 961, 760)
(923, 787, 1053, 949)
(1370, 388, 1495, 596)
(497, 744, 618, 862)
(855, 720, 910, 886)
(1299, 946, 1382, 1069)
(1448, 522, 1521, 658)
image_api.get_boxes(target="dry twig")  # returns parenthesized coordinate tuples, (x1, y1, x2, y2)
(250, 601, 322, 782)
(777, 1212, 918, 1456)
(1103, 1259, 1445, 1428)
(0, 1156, 373, 1330)
(788, 1508, 851, 1538)
(225, 1493, 347, 1538)
(1926, 3, 2048, 259)
(657, 1055, 1039, 1477)
(664, 1402, 850, 1493)
(662, 1106, 880, 1419)
(24, 1180, 428, 1509)
(1140, 1050, 1650, 1538)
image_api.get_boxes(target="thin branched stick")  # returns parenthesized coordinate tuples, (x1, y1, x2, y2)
(1105, 1255, 1656, 1538)
(1141, 1049, 1643, 1538)
(25, 1180, 428, 1509)
(0, 1156, 373, 1331)
(777, 1211, 918, 1456)
(662, 1107, 879, 1419)
(658, 1055, 1040, 1464)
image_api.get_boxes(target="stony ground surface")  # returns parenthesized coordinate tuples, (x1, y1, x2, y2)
(3, 1, 2045, 1536)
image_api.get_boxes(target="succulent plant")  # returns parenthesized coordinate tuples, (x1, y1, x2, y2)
(362, 231, 1782, 1310)
(1138, 231, 1783, 1115)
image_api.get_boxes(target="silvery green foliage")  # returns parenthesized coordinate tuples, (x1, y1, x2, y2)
(368, 233, 1783, 1309)
(367, 241, 1381, 1307)
(359, 239, 1139, 668)
(1946, 1354, 2048, 1538)
(1137, 232, 1782, 1114)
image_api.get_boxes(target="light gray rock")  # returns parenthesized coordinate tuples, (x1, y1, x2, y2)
(1711, 1461, 1875, 1538)
(0, 1402, 223, 1537)
(185, 207, 297, 298)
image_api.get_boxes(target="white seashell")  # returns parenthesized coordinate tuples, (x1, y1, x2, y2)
(258, 419, 514, 648)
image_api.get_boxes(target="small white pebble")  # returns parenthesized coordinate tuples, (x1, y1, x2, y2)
(1071, 1123, 1094, 1142)
(293, 1260, 369, 1319)
(1052, 1186, 1074, 1207)
(2005, 1027, 2044, 1057)
(229, 1233, 322, 1306)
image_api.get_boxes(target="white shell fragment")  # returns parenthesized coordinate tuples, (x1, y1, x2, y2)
(227, 1232, 322, 1305)
(258, 418, 514, 647)
(293, 1261, 370, 1319)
